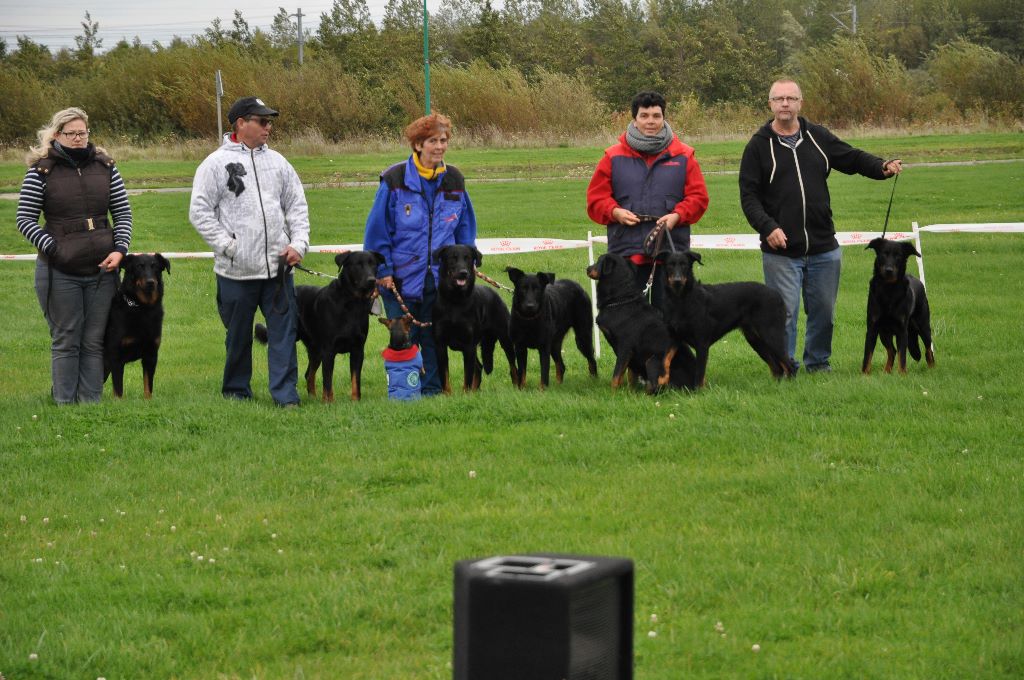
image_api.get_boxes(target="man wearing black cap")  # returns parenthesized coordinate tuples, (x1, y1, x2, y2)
(189, 96, 310, 406)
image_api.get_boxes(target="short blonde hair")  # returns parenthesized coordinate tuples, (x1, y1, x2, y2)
(26, 107, 106, 165)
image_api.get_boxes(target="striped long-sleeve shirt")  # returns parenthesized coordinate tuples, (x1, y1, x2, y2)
(16, 165, 133, 255)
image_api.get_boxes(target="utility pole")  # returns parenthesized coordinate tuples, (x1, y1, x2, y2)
(215, 69, 224, 140)
(291, 7, 305, 64)
(830, 2, 857, 34)
(423, 0, 431, 114)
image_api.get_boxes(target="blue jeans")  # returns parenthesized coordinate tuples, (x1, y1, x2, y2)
(762, 248, 842, 372)
(381, 273, 441, 396)
(216, 274, 299, 405)
(34, 260, 117, 404)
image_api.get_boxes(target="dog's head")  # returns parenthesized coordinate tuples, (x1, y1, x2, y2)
(656, 250, 701, 294)
(506, 267, 554, 318)
(586, 253, 640, 302)
(336, 250, 385, 297)
(866, 238, 919, 284)
(120, 253, 170, 305)
(434, 244, 481, 293)
(378, 315, 414, 350)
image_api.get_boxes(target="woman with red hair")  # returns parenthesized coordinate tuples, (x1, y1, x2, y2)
(363, 113, 477, 396)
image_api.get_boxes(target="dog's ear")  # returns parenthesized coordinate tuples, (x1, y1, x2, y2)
(119, 254, 135, 270)
(432, 246, 449, 264)
(865, 237, 884, 252)
(335, 251, 351, 269)
(654, 249, 669, 263)
(368, 250, 385, 266)
(901, 241, 921, 259)
(155, 253, 171, 275)
(598, 254, 615, 276)
(473, 247, 483, 267)
(538, 272, 555, 287)
(687, 250, 703, 266)
(505, 266, 524, 285)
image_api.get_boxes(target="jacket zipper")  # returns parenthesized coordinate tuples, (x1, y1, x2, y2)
(786, 141, 810, 256)
(251, 148, 272, 277)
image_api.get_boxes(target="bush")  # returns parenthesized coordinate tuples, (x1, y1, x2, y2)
(0, 69, 63, 148)
(925, 39, 1024, 117)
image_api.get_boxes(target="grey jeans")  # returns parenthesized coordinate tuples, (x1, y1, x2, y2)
(34, 259, 117, 403)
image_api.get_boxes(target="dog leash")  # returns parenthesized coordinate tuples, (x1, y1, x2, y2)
(475, 269, 514, 293)
(879, 164, 900, 240)
(295, 263, 338, 280)
(639, 221, 677, 297)
(384, 281, 432, 327)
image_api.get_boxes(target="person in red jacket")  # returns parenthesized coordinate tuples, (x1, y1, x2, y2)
(587, 91, 709, 305)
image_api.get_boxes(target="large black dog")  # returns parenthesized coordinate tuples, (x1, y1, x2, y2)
(104, 253, 171, 398)
(658, 250, 794, 389)
(586, 253, 690, 393)
(432, 244, 516, 393)
(505, 267, 598, 388)
(257, 251, 384, 401)
(863, 238, 935, 374)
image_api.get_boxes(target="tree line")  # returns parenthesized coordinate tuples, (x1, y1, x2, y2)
(1, 0, 1022, 146)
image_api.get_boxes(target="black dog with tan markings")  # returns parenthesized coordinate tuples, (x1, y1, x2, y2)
(505, 267, 598, 388)
(432, 244, 516, 393)
(104, 253, 171, 398)
(586, 253, 685, 394)
(657, 250, 794, 389)
(257, 251, 384, 401)
(863, 238, 935, 374)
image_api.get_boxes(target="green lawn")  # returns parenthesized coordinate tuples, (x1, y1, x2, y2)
(1, 140, 1022, 679)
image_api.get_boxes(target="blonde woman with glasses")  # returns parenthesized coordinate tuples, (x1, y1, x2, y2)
(16, 107, 133, 403)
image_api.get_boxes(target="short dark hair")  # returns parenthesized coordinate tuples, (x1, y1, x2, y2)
(631, 91, 667, 118)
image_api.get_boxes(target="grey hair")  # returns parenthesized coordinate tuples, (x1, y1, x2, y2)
(26, 107, 106, 165)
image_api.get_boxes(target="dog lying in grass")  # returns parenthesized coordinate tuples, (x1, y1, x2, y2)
(104, 253, 170, 398)
(863, 238, 935, 374)
(505, 267, 598, 388)
(432, 244, 516, 393)
(657, 250, 794, 389)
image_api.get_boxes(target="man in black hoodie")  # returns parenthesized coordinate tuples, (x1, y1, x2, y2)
(739, 79, 902, 373)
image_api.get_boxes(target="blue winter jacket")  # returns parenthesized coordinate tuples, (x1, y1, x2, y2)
(363, 156, 476, 300)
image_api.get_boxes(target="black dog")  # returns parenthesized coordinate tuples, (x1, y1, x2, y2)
(257, 251, 384, 401)
(432, 244, 516, 393)
(505, 267, 598, 388)
(104, 253, 170, 398)
(585, 253, 688, 393)
(863, 238, 935, 374)
(658, 250, 794, 389)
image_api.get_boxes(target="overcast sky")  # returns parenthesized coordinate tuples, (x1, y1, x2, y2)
(1, 0, 443, 51)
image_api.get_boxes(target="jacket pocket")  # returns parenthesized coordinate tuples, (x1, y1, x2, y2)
(50, 228, 114, 276)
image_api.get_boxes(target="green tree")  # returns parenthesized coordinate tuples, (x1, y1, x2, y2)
(75, 11, 103, 61)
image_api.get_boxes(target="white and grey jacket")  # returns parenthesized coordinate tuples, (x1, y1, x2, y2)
(189, 135, 310, 280)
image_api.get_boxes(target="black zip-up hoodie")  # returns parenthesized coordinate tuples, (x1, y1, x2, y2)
(739, 117, 889, 258)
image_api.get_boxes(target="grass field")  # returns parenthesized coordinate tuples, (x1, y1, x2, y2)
(1, 135, 1023, 679)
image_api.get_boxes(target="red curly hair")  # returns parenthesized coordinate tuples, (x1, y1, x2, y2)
(404, 112, 452, 151)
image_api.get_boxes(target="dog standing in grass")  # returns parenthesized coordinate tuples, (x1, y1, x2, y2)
(104, 253, 171, 398)
(505, 267, 598, 388)
(863, 238, 935, 374)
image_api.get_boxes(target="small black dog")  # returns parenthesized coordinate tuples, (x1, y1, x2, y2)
(104, 253, 171, 398)
(658, 250, 794, 389)
(586, 253, 685, 393)
(863, 238, 935, 374)
(432, 244, 516, 393)
(505, 267, 598, 388)
(257, 251, 384, 401)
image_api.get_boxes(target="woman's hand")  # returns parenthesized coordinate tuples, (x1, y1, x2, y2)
(657, 213, 681, 230)
(378, 275, 394, 291)
(611, 207, 640, 225)
(99, 251, 123, 272)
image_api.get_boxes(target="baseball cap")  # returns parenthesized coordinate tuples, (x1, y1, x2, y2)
(227, 97, 279, 124)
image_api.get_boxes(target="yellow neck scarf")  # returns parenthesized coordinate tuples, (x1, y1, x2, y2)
(413, 153, 446, 180)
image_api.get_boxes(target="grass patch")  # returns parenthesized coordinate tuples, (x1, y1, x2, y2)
(0, 145, 1022, 678)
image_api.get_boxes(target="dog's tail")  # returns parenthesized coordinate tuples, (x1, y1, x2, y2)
(254, 323, 269, 345)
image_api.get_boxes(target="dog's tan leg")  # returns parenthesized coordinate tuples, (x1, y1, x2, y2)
(883, 348, 895, 373)
(350, 374, 360, 401)
(862, 350, 874, 375)
(306, 373, 317, 397)
(658, 347, 677, 387)
(143, 372, 153, 399)
(926, 346, 935, 368)
(323, 388, 335, 403)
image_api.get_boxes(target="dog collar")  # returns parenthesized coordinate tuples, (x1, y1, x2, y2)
(122, 294, 139, 308)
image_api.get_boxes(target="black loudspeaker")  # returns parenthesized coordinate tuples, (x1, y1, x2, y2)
(453, 553, 634, 680)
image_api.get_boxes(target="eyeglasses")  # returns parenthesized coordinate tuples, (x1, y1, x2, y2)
(246, 116, 274, 128)
(769, 96, 801, 103)
(59, 130, 90, 140)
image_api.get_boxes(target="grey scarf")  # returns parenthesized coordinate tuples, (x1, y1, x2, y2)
(625, 121, 674, 155)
